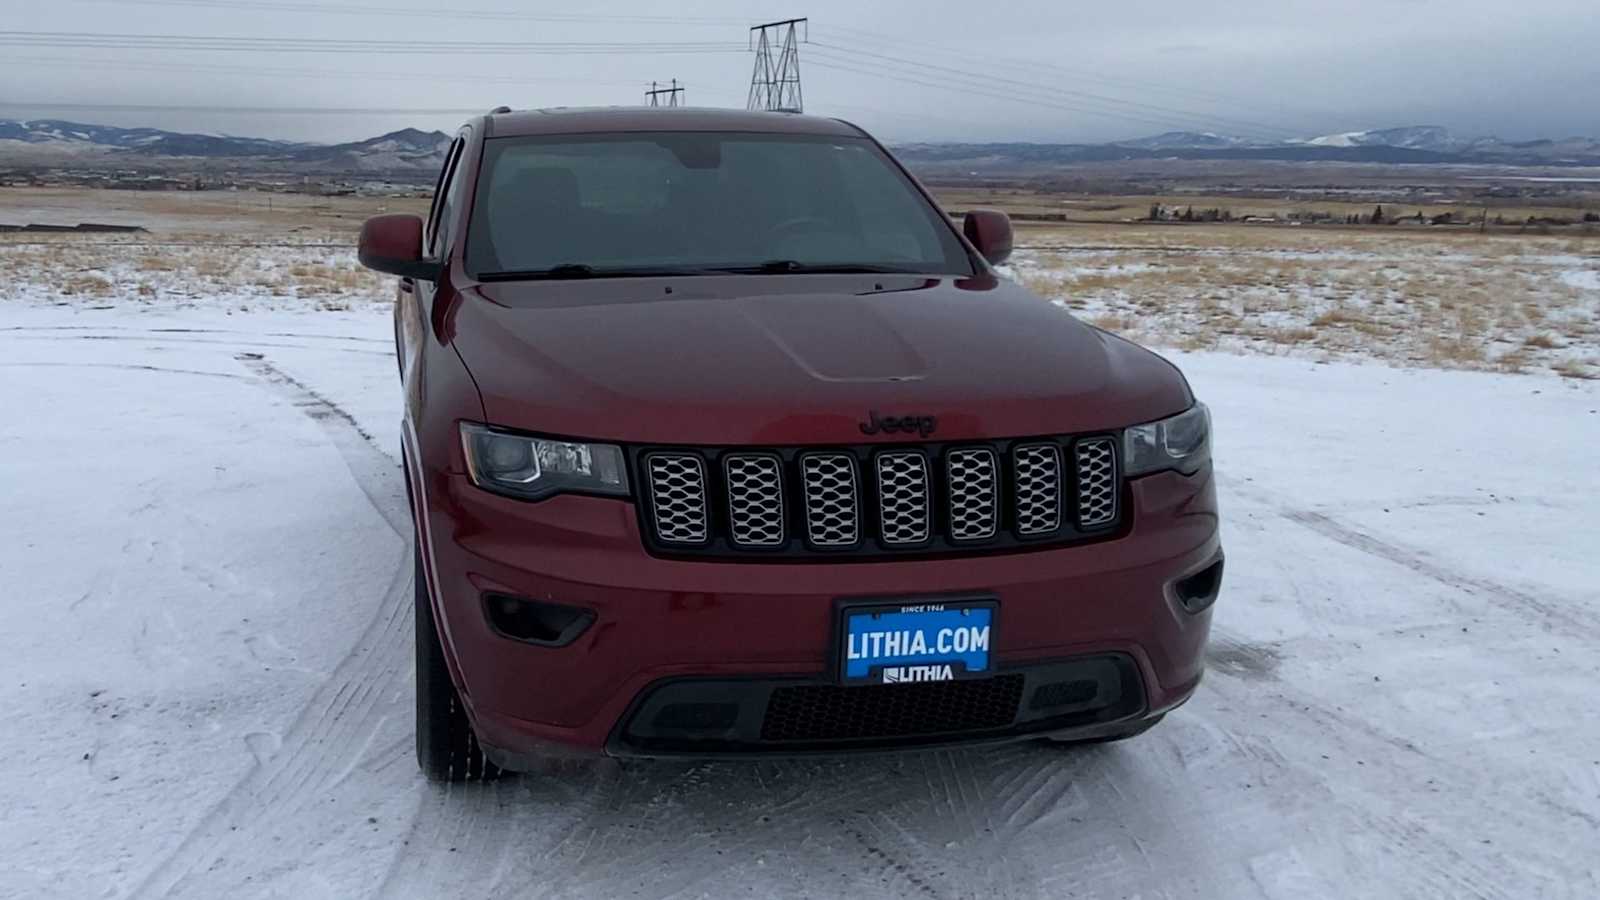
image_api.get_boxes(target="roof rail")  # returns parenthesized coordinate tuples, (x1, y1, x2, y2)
(488, 106, 512, 115)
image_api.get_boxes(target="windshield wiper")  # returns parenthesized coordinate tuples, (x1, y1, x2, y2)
(479, 264, 596, 281)
(477, 261, 922, 281)
(478, 264, 718, 282)
(714, 260, 921, 275)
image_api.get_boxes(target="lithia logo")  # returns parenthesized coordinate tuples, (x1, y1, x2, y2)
(859, 410, 938, 437)
(882, 665, 955, 683)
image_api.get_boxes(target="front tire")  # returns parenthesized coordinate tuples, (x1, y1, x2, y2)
(414, 541, 502, 782)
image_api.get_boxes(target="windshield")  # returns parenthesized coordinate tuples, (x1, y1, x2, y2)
(465, 131, 974, 279)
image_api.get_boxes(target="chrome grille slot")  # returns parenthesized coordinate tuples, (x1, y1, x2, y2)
(800, 453, 859, 547)
(875, 451, 931, 545)
(945, 448, 998, 541)
(1012, 444, 1062, 536)
(1074, 438, 1118, 528)
(645, 453, 709, 544)
(723, 454, 785, 547)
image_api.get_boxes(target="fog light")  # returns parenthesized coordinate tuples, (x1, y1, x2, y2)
(483, 594, 594, 646)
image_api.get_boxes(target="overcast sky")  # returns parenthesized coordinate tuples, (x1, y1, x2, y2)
(2, 0, 1597, 145)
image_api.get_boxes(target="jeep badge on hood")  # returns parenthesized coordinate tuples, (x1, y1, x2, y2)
(859, 411, 938, 437)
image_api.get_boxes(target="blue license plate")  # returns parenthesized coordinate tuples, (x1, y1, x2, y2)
(839, 600, 995, 685)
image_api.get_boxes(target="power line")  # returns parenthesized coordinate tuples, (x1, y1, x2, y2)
(0, 101, 494, 115)
(804, 48, 1301, 140)
(806, 43, 1297, 141)
(0, 31, 745, 55)
(809, 24, 1330, 134)
(804, 55, 1228, 135)
(60, 0, 743, 26)
(813, 25, 1243, 106)
(0, 55, 657, 88)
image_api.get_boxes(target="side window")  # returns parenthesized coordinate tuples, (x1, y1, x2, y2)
(425, 138, 465, 258)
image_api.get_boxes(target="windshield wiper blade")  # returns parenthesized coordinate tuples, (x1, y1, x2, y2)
(717, 260, 920, 275)
(478, 264, 720, 282)
(479, 264, 595, 281)
(478, 262, 920, 281)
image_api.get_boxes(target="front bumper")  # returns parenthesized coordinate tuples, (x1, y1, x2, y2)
(416, 462, 1221, 763)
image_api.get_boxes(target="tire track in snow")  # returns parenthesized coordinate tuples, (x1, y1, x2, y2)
(1206, 478, 1600, 896)
(125, 535, 411, 899)
(5, 332, 393, 356)
(470, 758, 977, 900)
(925, 749, 1023, 898)
(1280, 508, 1599, 638)
(0, 361, 251, 380)
(121, 353, 412, 899)
(1221, 474, 1599, 640)
(238, 354, 407, 537)
(0, 323, 389, 344)
(1193, 655, 1600, 898)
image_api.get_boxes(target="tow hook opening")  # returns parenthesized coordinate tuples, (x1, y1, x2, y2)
(1174, 557, 1224, 613)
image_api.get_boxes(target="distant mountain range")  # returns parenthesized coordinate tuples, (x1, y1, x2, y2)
(0, 119, 450, 174)
(901, 125, 1600, 168)
(3, 118, 1599, 176)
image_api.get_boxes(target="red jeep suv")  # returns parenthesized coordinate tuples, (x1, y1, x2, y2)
(357, 107, 1222, 781)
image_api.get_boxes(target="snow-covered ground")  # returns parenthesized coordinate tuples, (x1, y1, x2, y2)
(3, 286, 1600, 899)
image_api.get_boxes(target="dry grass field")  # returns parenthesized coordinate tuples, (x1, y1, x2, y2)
(937, 186, 1600, 225)
(1007, 222, 1600, 378)
(4, 187, 1597, 377)
(0, 186, 428, 234)
(1, 188, 422, 310)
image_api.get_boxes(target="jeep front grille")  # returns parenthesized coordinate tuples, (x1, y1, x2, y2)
(644, 453, 709, 544)
(1012, 444, 1062, 536)
(875, 451, 931, 545)
(1074, 438, 1118, 528)
(945, 448, 998, 541)
(638, 435, 1121, 558)
(723, 454, 785, 547)
(800, 453, 859, 547)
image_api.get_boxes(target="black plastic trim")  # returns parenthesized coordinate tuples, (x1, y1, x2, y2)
(608, 653, 1146, 757)
(480, 593, 596, 648)
(1170, 550, 1225, 614)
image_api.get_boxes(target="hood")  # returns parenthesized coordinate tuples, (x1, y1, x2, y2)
(447, 274, 1192, 445)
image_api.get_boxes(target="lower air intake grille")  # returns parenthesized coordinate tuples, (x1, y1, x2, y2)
(760, 675, 1026, 742)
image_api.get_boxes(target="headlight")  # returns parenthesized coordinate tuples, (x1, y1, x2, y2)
(460, 423, 629, 501)
(1123, 402, 1210, 476)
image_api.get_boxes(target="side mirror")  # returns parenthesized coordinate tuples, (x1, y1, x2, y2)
(358, 214, 440, 280)
(962, 208, 1013, 266)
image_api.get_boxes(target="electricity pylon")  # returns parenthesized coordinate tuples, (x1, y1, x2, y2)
(646, 79, 685, 107)
(747, 18, 806, 113)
